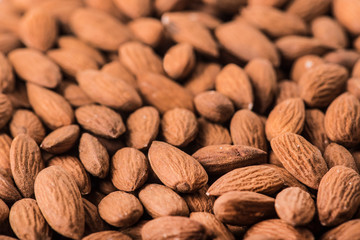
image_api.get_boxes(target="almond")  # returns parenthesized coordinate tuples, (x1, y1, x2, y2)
(120, 220, 148, 239)
(333, 0, 360, 35)
(162, 11, 221, 29)
(291, 55, 324, 82)
(302, 109, 329, 153)
(113, 0, 152, 19)
(268, 164, 309, 192)
(182, 185, 215, 213)
(0, 32, 21, 55)
(0, 134, 12, 179)
(323, 143, 358, 172)
(286, 0, 331, 21)
(0, 52, 15, 93)
(197, 117, 232, 147)
(324, 49, 360, 69)
(128, 17, 164, 47)
(347, 77, 360, 101)
(83, 231, 131, 240)
(0, 198, 8, 224)
(163, 43, 195, 79)
(100, 61, 137, 89)
(82, 198, 108, 234)
(0, 94, 13, 130)
(34, 166, 85, 239)
(148, 141, 208, 193)
(58, 81, 94, 107)
(320, 219, 360, 240)
(154, 0, 187, 14)
(275, 80, 301, 105)
(185, 62, 221, 95)
(83, 0, 125, 20)
(41, 125, 80, 154)
(0, 172, 21, 203)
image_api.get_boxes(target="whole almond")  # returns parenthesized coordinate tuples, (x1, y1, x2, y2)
(148, 141, 208, 193)
(215, 64, 254, 110)
(83, 231, 131, 240)
(0, 198, 9, 224)
(275, 187, 315, 226)
(291, 55, 324, 82)
(271, 133, 328, 189)
(265, 98, 305, 141)
(82, 198, 108, 234)
(76, 70, 142, 112)
(0, 94, 13, 130)
(9, 48, 61, 88)
(34, 166, 85, 239)
(197, 118, 232, 147)
(128, 17, 164, 47)
(163, 43, 195, 79)
(185, 62, 221, 95)
(320, 219, 360, 240)
(192, 144, 267, 175)
(275, 81, 300, 106)
(0, 172, 21, 203)
(98, 191, 143, 228)
(214, 191, 275, 226)
(162, 11, 221, 29)
(230, 109, 267, 152)
(101, 61, 137, 89)
(58, 81, 94, 107)
(286, 0, 331, 21)
(0, 52, 15, 93)
(161, 108, 198, 147)
(48, 155, 91, 195)
(268, 164, 309, 192)
(154, 0, 187, 14)
(0, 32, 21, 55)
(9, 198, 52, 240)
(41, 125, 80, 154)
(182, 185, 215, 213)
(111, 147, 149, 192)
(333, 0, 360, 35)
(323, 143, 358, 172)
(139, 183, 189, 218)
(79, 133, 109, 179)
(302, 109, 329, 153)
(113, 0, 151, 19)
(75, 104, 125, 139)
(325, 49, 360, 69)
(83, 0, 125, 20)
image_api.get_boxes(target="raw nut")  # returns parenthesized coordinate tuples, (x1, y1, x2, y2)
(214, 191, 276, 226)
(190, 212, 235, 240)
(83, 231, 131, 240)
(120, 220, 148, 240)
(275, 81, 301, 104)
(317, 166, 360, 226)
(207, 165, 285, 196)
(34, 166, 85, 239)
(268, 164, 309, 192)
(96, 137, 124, 156)
(154, 0, 187, 14)
(185, 62, 221, 95)
(324, 93, 360, 147)
(248, 0, 288, 7)
(298, 63, 348, 108)
(265, 98, 305, 141)
(79, 133, 109, 179)
(291, 55, 324, 82)
(271, 133, 328, 189)
(0, 94, 12, 131)
(111, 147, 149, 192)
(323, 143, 358, 172)
(347, 77, 360, 101)
(333, 0, 360, 35)
(9, 109, 46, 145)
(113, 0, 151, 19)
(97, 179, 117, 195)
(320, 219, 360, 240)
(76, 70, 142, 112)
(302, 109, 329, 153)
(161, 108, 198, 147)
(41, 125, 80, 154)
(82, 198, 108, 234)
(163, 43, 195, 79)
(0, 198, 8, 224)
(119, 41, 164, 77)
(126, 106, 160, 150)
(148, 141, 208, 193)
(8, 48, 61, 88)
(275, 187, 315, 226)
(27, 83, 74, 130)
(215, 20, 280, 66)
(0, 52, 15, 93)
(9, 198, 52, 240)
(101, 61, 137, 89)
(58, 81, 94, 107)
(138, 72, 194, 113)
(194, 91, 234, 123)
(0, 32, 21, 55)
(215, 64, 254, 110)
(0, 172, 21, 203)
(244, 58, 277, 114)
(138, 183, 189, 218)
(192, 144, 267, 175)
(182, 185, 215, 213)
(128, 17, 164, 47)
(325, 49, 360, 69)
(286, 0, 331, 21)
(141, 216, 207, 240)
(230, 109, 267, 152)
(197, 118, 232, 147)
(48, 156, 91, 195)
(83, 0, 125, 20)
(75, 104, 126, 139)
(98, 191, 143, 228)
(70, 8, 132, 51)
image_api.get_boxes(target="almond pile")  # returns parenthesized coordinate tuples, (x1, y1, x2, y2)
(2, 0, 360, 239)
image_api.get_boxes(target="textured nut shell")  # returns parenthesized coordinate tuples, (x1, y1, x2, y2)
(41, 125, 80, 154)
(83, 231, 131, 240)
(323, 143, 358, 172)
(302, 109, 329, 153)
(182, 185, 215, 213)
(320, 219, 360, 240)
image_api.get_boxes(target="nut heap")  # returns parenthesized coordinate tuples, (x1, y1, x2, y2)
(1, 0, 360, 239)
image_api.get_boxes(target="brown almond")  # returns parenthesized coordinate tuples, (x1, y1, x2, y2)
(83, 231, 131, 240)
(98, 191, 143, 228)
(27, 83, 74, 130)
(347, 77, 360, 101)
(79, 133, 109, 179)
(8, 48, 61, 88)
(268, 164, 309, 192)
(182, 185, 215, 213)
(75, 104, 125, 139)
(48, 155, 91, 195)
(113, 0, 151, 19)
(324, 49, 360, 69)
(286, 0, 331, 21)
(128, 17, 164, 47)
(82, 198, 108, 234)
(275, 80, 301, 104)
(185, 62, 221, 95)
(161, 108, 198, 147)
(148, 141, 208, 193)
(100, 61, 137, 89)
(291, 55, 324, 82)
(83, 0, 125, 20)
(323, 143, 358, 172)
(271, 133, 328, 189)
(0, 52, 15, 93)
(320, 219, 360, 240)
(333, 0, 360, 35)
(0, 172, 21, 203)
(111, 147, 149, 192)
(163, 43, 195, 79)
(58, 81, 94, 107)
(0, 198, 8, 224)
(163, 11, 222, 29)
(0, 134, 12, 179)
(197, 117, 232, 147)
(9, 198, 52, 240)
(41, 125, 80, 154)
(0, 32, 21, 55)
(302, 109, 329, 153)
(154, 0, 187, 14)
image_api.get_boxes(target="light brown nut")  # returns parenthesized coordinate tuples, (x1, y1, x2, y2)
(141, 216, 207, 240)
(41, 125, 80, 154)
(192, 144, 267, 175)
(58, 81, 94, 107)
(0, 94, 12, 131)
(9, 198, 52, 240)
(27, 83, 74, 130)
(154, 0, 187, 14)
(148, 141, 208, 193)
(347, 77, 360, 101)
(113, 0, 151, 19)
(0, 172, 21, 203)
(333, 0, 360, 35)
(317, 166, 360, 226)
(161, 108, 198, 147)
(182, 185, 215, 213)
(128, 17, 164, 47)
(275, 80, 300, 105)
(326, 49, 360, 71)
(248, 0, 288, 7)
(291, 55, 324, 82)
(0, 33, 21, 55)
(323, 143, 358, 172)
(0, 52, 14, 93)
(163, 43, 195, 79)
(10, 134, 44, 198)
(100, 61, 137, 89)
(324, 93, 360, 147)
(111, 147, 149, 192)
(83, 231, 131, 240)
(302, 109, 329, 153)
(267, 164, 309, 192)
(48, 156, 91, 195)
(196, 118, 232, 147)
(9, 48, 61, 88)
(34, 166, 85, 239)
(83, 0, 125, 20)
(265, 98, 305, 141)
(185, 62, 221, 95)
(286, 0, 331, 21)
(82, 198, 108, 235)
(139, 184, 189, 218)
(75, 104, 125, 139)
(215, 64, 254, 110)
(79, 133, 109, 179)
(320, 219, 360, 240)
(271, 133, 328, 189)
(98, 191, 143, 228)
(275, 187, 315, 226)
(0, 198, 8, 224)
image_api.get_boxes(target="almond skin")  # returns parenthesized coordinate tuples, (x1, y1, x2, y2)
(100, 61, 137, 89)
(0, 198, 9, 224)
(271, 133, 328, 189)
(0, 134, 11, 180)
(111, 147, 149, 192)
(34, 166, 85, 239)
(321, 219, 360, 240)
(75, 104, 125, 139)
(148, 141, 208, 193)
(323, 143, 358, 172)
(139, 184, 189, 218)
(197, 118, 232, 147)
(0, 93, 13, 130)
(113, 0, 152, 19)
(302, 109, 329, 153)
(58, 81, 94, 107)
(333, 0, 360, 35)
(0, 32, 21, 55)
(0, 52, 15, 93)
(41, 125, 80, 154)
(290, 55, 324, 82)
(185, 62, 221, 95)
(83, 231, 132, 240)
(98, 191, 143, 228)
(275, 80, 301, 104)
(82, 198, 108, 234)
(0, 172, 22, 203)
(163, 43, 195, 79)
(9, 198, 52, 240)
(128, 17, 164, 47)
(286, 0, 331, 21)
(182, 185, 215, 213)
